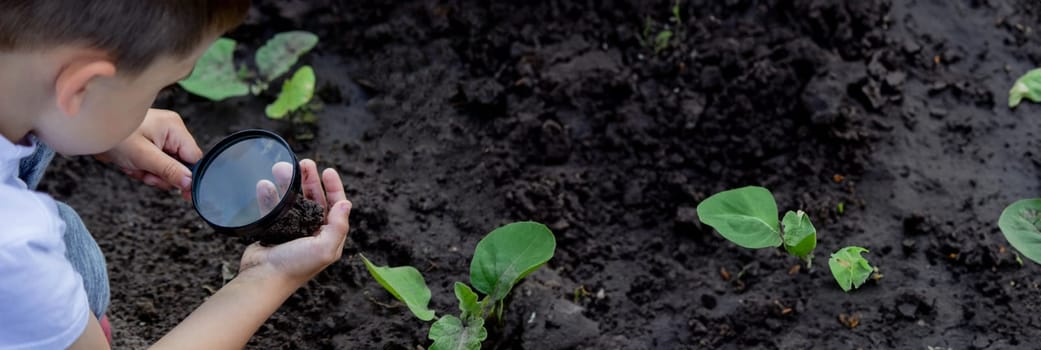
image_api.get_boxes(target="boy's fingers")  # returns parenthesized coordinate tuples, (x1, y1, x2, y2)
(315, 200, 351, 259)
(321, 168, 346, 209)
(121, 168, 145, 181)
(271, 162, 293, 194)
(167, 130, 203, 166)
(256, 180, 279, 215)
(142, 173, 174, 190)
(136, 144, 192, 192)
(300, 159, 327, 210)
(149, 109, 203, 164)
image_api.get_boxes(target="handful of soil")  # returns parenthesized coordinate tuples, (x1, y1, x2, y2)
(253, 196, 324, 245)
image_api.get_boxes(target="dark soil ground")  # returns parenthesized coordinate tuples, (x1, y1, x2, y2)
(38, 0, 1041, 348)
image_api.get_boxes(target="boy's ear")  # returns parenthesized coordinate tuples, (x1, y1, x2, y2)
(54, 58, 116, 117)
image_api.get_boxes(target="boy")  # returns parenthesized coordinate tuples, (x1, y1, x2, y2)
(0, 1, 353, 348)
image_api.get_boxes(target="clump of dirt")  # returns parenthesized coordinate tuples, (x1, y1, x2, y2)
(255, 196, 324, 245)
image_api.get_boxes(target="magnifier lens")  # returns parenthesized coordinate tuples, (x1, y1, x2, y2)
(194, 137, 295, 228)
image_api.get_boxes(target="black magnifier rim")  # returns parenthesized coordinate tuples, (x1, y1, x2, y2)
(190, 129, 299, 237)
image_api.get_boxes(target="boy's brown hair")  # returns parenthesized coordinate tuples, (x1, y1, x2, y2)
(0, 0, 250, 74)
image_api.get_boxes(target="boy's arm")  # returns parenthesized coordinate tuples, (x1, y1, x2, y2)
(69, 268, 305, 350)
(67, 313, 107, 350)
(70, 163, 350, 350)
(150, 264, 308, 349)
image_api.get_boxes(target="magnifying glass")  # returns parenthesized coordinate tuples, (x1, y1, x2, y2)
(189, 129, 322, 245)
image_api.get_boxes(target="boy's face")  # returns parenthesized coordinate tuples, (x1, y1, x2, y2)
(35, 37, 216, 155)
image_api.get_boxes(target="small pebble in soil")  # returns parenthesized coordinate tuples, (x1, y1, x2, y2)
(252, 196, 324, 245)
(897, 302, 918, 319)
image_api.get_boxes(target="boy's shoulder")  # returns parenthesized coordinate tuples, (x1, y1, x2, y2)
(0, 136, 64, 247)
(0, 175, 91, 349)
(0, 180, 64, 248)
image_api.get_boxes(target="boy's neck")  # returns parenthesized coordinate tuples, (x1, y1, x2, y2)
(0, 52, 51, 145)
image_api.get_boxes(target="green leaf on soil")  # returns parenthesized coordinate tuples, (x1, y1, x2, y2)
(654, 30, 672, 54)
(455, 282, 482, 321)
(672, 0, 682, 24)
(256, 31, 319, 81)
(998, 198, 1041, 265)
(470, 222, 556, 302)
(428, 315, 487, 350)
(265, 65, 315, 119)
(696, 186, 782, 249)
(1010, 68, 1041, 108)
(828, 246, 873, 292)
(360, 254, 435, 321)
(781, 210, 817, 264)
(177, 38, 250, 101)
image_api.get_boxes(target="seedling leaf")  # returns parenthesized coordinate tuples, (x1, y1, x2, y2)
(828, 246, 873, 292)
(781, 210, 817, 263)
(696, 186, 782, 249)
(255, 31, 319, 81)
(654, 30, 673, 54)
(455, 282, 482, 321)
(1010, 68, 1041, 108)
(265, 66, 315, 119)
(360, 254, 436, 321)
(428, 315, 487, 350)
(470, 222, 556, 302)
(638, 17, 653, 47)
(998, 199, 1041, 265)
(177, 38, 250, 101)
(672, 0, 682, 24)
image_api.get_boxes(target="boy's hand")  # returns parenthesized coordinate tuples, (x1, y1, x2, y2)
(95, 109, 203, 200)
(238, 160, 351, 286)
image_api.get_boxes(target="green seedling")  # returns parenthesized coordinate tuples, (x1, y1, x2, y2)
(698, 187, 877, 291)
(998, 198, 1041, 265)
(362, 222, 556, 350)
(653, 31, 673, 55)
(696, 186, 817, 266)
(828, 246, 873, 292)
(671, 0, 682, 24)
(265, 66, 315, 119)
(178, 31, 319, 119)
(1009, 68, 1041, 108)
(255, 32, 319, 82)
(177, 38, 250, 100)
(638, 0, 682, 54)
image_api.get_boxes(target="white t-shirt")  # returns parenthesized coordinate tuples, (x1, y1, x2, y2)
(0, 137, 90, 349)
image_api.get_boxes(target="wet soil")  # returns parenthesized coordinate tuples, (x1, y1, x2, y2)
(36, 0, 1041, 348)
(259, 196, 325, 245)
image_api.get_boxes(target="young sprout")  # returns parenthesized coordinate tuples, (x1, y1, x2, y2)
(998, 198, 1041, 265)
(362, 222, 556, 350)
(698, 186, 878, 292)
(177, 38, 250, 100)
(696, 186, 817, 266)
(178, 31, 320, 120)
(828, 246, 873, 292)
(671, 0, 682, 25)
(265, 66, 315, 119)
(653, 31, 673, 55)
(1009, 68, 1041, 108)
(782, 210, 817, 267)
(638, 0, 682, 54)
(255, 31, 319, 82)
